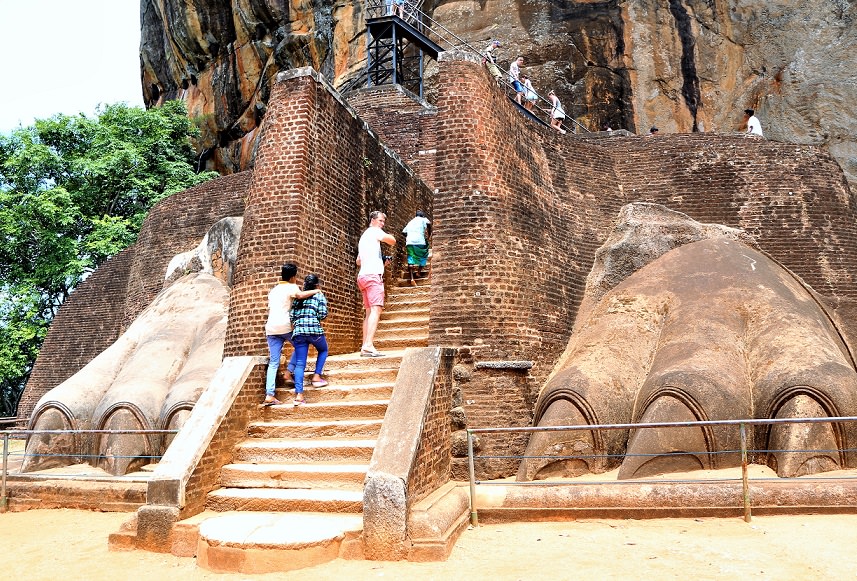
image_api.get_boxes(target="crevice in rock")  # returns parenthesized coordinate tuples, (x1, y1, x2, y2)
(668, 0, 701, 131)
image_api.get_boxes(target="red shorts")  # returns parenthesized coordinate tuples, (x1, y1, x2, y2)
(357, 274, 385, 308)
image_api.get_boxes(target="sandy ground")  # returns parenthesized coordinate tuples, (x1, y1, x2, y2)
(3, 509, 857, 580)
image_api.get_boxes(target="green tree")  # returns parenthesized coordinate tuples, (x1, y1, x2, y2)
(0, 101, 218, 416)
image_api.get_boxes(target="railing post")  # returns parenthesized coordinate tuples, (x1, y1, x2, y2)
(1, 432, 9, 513)
(740, 422, 751, 522)
(467, 428, 478, 526)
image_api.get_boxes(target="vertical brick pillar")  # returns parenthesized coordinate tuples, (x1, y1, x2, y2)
(223, 67, 433, 359)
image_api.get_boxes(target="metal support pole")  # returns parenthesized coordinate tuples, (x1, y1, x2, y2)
(391, 24, 398, 85)
(740, 422, 751, 522)
(1, 432, 9, 513)
(467, 429, 478, 526)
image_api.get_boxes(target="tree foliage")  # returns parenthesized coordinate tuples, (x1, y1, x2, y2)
(0, 101, 218, 416)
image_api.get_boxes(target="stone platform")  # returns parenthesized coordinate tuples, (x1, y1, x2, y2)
(194, 511, 363, 573)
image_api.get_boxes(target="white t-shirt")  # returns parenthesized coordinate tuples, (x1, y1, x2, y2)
(509, 60, 520, 82)
(747, 115, 763, 137)
(358, 226, 386, 276)
(265, 281, 300, 335)
(402, 216, 430, 246)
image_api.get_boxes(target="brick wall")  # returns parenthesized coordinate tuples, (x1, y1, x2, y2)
(407, 349, 454, 503)
(122, 171, 250, 329)
(20, 249, 135, 418)
(431, 52, 857, 477)
(20, 172, 250, 420)
(180, 364, 265, 517)
(223, 68, 433, 358)
(346, 85, 438, 188)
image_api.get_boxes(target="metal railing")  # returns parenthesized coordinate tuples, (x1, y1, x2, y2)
(0, 428, 178, 513)
(466, 416, 857, 526)
(361, 0, 589, 133)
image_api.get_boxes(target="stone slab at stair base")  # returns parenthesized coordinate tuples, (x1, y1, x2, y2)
(472, 477, 857, 522)
(406, 482, 471, 561)
(4, 477, 147, 512)
(195, 512, 363, 573)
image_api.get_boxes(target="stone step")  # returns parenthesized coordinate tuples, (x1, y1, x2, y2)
(260, 399, 389, 421)
(392, 275, 431, 287)
(374, 327, 428, 340)
(275, 382, 393, 403)
(304, 350, 404, 370)
(220, 462, 368, 489)
(373, 336, 429, 350)
(282, 365, 397, 387)
(248, 418, 383, 439)
(196, 512, 363, 573)
(234, 438, 377, 463)
(206, 487, 364, 513)
(386, 294, 430, 308)
(378, 311, 429, 326)
(376, 316, 429, 330)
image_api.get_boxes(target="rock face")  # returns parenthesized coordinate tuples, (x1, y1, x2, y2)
(140, 0, 366, 171)
(141, 0, 857, 186)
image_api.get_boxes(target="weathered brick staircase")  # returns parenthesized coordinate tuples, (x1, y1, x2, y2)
(195, 272, 430, 573)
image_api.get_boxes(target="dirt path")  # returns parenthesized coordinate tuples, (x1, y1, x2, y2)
(3, 509, 856, 580)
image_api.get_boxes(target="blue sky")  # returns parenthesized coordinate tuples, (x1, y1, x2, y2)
(0, 0, 144, 133)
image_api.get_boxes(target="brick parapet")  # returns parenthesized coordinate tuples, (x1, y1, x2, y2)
(179, 364, 265, 517)
(19, 172, 249, 421)
(431, 53, 857, 478)
(346, 85, 438, 188)
(407, 349, 454, 503)
(20, 248, 135, 419)
(122, 172, 250, 329)
(223, 67, 433, 359)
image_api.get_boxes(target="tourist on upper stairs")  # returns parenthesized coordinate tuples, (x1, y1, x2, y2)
(402, 210, 432, 286)
(357, 210, 396, 357)
(522, 75, 538, 112)
(648, 126, 659, 136)
(509, 56, 524, 104)
(288, 274, 329, 406)
(548, 90, 566, 134)
(744, 108, 764, 137)
(263, 263, 319, 406)
(484, 40, 502, 85)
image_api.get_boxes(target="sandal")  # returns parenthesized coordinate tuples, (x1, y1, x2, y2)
(293, 398, 305, 407)
(312, 379, 328, 388)
(262, 398, 282, 406)
(360, 349, 385, 358)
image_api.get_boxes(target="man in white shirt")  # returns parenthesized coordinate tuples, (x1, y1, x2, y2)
(402, 210, 431, 285)
(357, 211, 396, 357)
(744, 108, 764, 137)
(509, 56, 524, 104)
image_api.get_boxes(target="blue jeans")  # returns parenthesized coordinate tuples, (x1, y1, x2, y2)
(265, 333, 293, 397)
(290, 334, 329, 394)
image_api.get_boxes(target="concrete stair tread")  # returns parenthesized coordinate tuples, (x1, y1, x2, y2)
(247, 418, 382, 438)
(223, 462, 369, 472)
(236, 438, 376, 449)
(323, 349, 406, 363)
(277, 382, 394, 393)
(196, 512, 364, 573)
(262, 398, 389, 409)
(198, 510, 363, 548)
(209, 487, 363, 502)
(249, 419, 383, 430)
